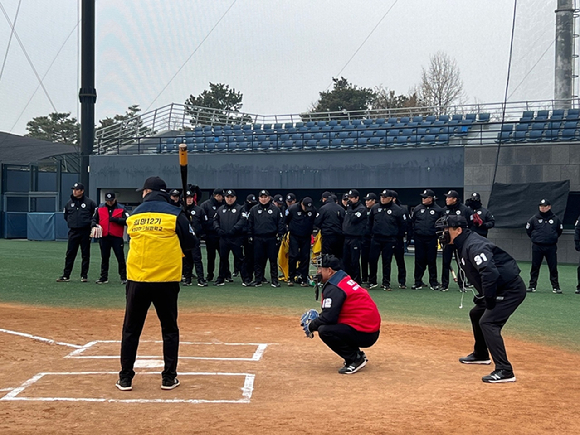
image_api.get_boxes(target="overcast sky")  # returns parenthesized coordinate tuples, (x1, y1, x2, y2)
(0, 0, 559, 135)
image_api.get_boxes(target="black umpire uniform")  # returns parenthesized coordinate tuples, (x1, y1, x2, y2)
(360, 193, 377, 283)
(241, 194, 258, 286)
(392, 191, 408, 288)
(526, 198, 563, 293)
(441, 190, 472, 290)
(58, 182, 97, 281)
(314, 192, 345, 258)
(200, 188, 224, 281)
(465, 192, 495, 238)
(411, 189, 443, 289)
(444, 215, 526, 383)
(286, 197, 316, 285)
(342, 189, 367, 284)
(182, 190, 207, 287)
(248, 189, 286, 287)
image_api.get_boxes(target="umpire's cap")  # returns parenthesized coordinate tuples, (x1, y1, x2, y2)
(286, 193, 297, 202)
(539, 198, 551, 206)
(347, 189, 360, 198)
(71, 182, 84, 190)
(170, 189, 180, 197)
(213, 188, 224, 196)
(420, 189, 436, 198)
(444, 190, 459, 199)
(273, 194, 284, 204)
(364, 192, 377, 201)
(137, 176, 166, 192)
(105, 192, 116, 201)
(246, 194, 257, 204)
(224, 189, 236, 197)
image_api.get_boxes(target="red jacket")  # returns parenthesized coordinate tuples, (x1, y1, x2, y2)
(94, 203, 128, 238)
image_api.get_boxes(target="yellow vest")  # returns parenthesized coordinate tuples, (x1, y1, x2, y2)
(127, 201, 183, 282)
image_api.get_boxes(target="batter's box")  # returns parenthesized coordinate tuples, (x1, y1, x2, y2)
(0, 372, 255, 404)
(65, 341, 268, 361)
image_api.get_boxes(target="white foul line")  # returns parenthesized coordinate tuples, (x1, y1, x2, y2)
(0, 329, 82, 349)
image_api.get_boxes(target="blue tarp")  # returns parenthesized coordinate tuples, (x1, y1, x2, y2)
(27, 213, 56, 241)
(55, 213, 69, 240)
(4, 212, 28, 239)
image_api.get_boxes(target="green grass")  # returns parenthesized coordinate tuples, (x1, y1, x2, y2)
(1, 239, 579, 352)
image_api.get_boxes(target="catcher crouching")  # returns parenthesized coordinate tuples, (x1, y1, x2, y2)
(301, 254, 381, 374)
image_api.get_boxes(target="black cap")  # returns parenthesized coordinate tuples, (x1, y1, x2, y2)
(444, 190, 459, 199)
(185, 190, 196, 198)
(213, 188, 224, 196)
(380, 189, 394, 198)
(342, 193, 349, 200)
(444, 215, 468, 228)
(246, 194, 257, 203)
(347, 189, 359, 198)
(302, 197, 314, 211)
(364, 192, 377, 201)
(471, 192, 481, 202)
(273, 194, 284, 204)
(259, 189, 270, 197)
(105, 192, 116, 200)
(317, 254, 342, 271)
(391, 190, 398, 198)
(286, 193, 297, 202)
(170, 189, 180, 196)
(321, 191, 332, 200)
(539, 198, 551, 206)
(71, 182, 84, 190)
(420, 189, 435, 198)
(224, 189, 236, 197)
(137, 176, 167, 192)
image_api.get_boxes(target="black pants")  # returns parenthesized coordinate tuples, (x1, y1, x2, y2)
(99, 236, 126, 281)
(254, 235, 279, 285)
(442, 244, 463, 288)
(393, 237, 406, 286)
(219, 236, 247, 282)
(318, 323, 380, 364)
(288, 234, 311, 282)
(369, 237, 396, 287)
(342, 236, 362, 284)
(529, 243, 559, 289)
(360, 236, 371, 282)
(120, 281, 180, 380)
(321, 233, 344, 259)
(468, 277, 526, 372)
(63, 227, 92, 278)
(242, 239, 254, 284)
(183, 238, 204, 281)
(204, 236, 220, 280)
(414, 235, 439, 287)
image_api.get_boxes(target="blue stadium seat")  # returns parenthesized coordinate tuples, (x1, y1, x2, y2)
(451, 114, 463, 122)
(263, 124, 273, 134)
(214, 126, 223, 134)
(545, 122, 561, 141)
(330, 138, 342, 149)
(412, 116, 423, 123)
(315, 121, 326, 128)
(363, 119, 373, 127)
(375, 129, 387, 138)
(273, 123, 283, 130)
(425, 115, 437, 123)
(400, 116, 410, 125)
(233, 125, 242, 132)
(185, 130, 194, 137)
(536, 110, 549, 120)
(340, 120, 350, 127)
(351, 119, 362, 127)
(436, 133, 449, 144)
(362, 130, 374, 138)
(387, 117, 398, 125)
(386, 135, 395, 147)
(422, 134, 436, 145)
(528, 129, 544, 142)
(551, 110, 564, 121)
(562, 120, 578, 130)
(375, 118, 386, 125)
(306, 121, 316, 129)
(565, 108, 580, 120)
(328, 120, 338, 127)
(369, 137, 381, 147)
(520, 111, 534, 122)
(560, 129, 577, 141)
(283, 122, 293, 129)
(281, 140, 293, 150)
(407, 122, 419, 128)
(242, 124, 252, 132)
(477, 113, 490, 122)
(295, 121, 304, 129)
(496, 124, 513, 143)
(305, 139, 317, 150)
(514, 124, 529, 142)
(394, 134, 409, 146)
(194, 127, 203, 136)
(438, 115, 450, 122)
(203, 126, 213, 134)
(342, 138, 355, 149)
(465, 113, 477, 122)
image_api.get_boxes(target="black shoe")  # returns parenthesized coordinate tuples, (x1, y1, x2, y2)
(182, 279, 192, 286)
(368, 283, 378, 289)
(233, 272, 239, 278)
(552, 288, 562, 294)
(411, 284, 423, 290)
(271, 282, 281, 288)
(261, 278, 268, 284)
(576, 288, 580, 294)
(526, 287, 536, 293)
(226, 277, 234, 283)
(300, 281, 310, 287)
(116, 377, 132, 391)
(338, 357, 367, 374)
(214, 279, 225, 286)
(206, 275, 214, 282)
(121, 279, 127, 285)
(242, 281, 252, 287)
(197, 279, 208, 287)
(287, 281, 294, 287)
(439, 286, 448, 292)
(398, 284, 406, 289)
(482, 370, 516, 383)
(80, 276, 88, 283)
(381, 285, 391, 291)
(249, 280, 262, 287)
(56, 276, 70, 282)
(430, 285, 440, 291)
(96, 278, 108, 284)
(161, 377, 180, 390)
(359, 351, 368, 362)
(459, 353, 491, 365)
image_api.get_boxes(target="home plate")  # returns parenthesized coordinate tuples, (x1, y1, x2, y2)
(134, 360, 164, 368)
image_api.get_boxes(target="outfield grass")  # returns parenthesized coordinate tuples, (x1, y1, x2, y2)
(0, 239, 579, 352)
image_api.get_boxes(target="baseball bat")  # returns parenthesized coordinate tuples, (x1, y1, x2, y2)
(179, 143, 188, 209)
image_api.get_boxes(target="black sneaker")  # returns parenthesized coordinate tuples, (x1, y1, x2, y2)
(526, 287, 536, 293)
(242, 281, 252, 287)
(116, 377, 132, 391)
(56, 276, 70, 282)
(552, 288, 562, 294)
(338, 357, 367, 374)
(226, 277, 234, 283)
(287, 281, 294, 287)
(576, 288, 580, 294)
(261, 278, 269, 284)
(233, 272, 239, 278)
(411, 284, 424, 290)
(161, 377, 180, 390)
(214, 279, 225, 286)
(182, 279, 193, 286)
(249, 280, 262, 287)
(459, 353, 491, 365)
(359, 351, 368, 362)
(439, 286, 448, 292)
(80, 277, 88, 283)
(271, 282, 281, 288)
(300, 281, 309, 287)
(398, 284, 406, 289)
(381, 285, 391, 291)
(482, 370, 516, 383)
(368, 283, 378, 289)
(197, 279, 208, 287)
(95, 278, 108, 284)
(121, 279, 127, 285)
(206, 275, 214, 282)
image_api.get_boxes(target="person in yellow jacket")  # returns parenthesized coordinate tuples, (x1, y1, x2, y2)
(116, 176, 197, 392)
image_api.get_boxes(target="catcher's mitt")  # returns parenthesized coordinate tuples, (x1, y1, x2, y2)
(300, 309, 319, 338)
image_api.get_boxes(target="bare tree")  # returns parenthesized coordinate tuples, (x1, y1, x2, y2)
(418, 51, 465, 115)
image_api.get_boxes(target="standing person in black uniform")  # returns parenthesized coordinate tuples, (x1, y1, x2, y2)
(465, 192, 495, 238)
(200, 188, 224, 282)
(341, 193, 349, 210)
(286, 197, 316, 286)
(248, 189, 286, 287)
(342, 189, 368, 285)
(314, 191, 345, 259)
(367, 189, 406, 291)
(169, 189, 182, 208)
(91, 192, 129, 285)
(525, 198, 563, 294)
(575, 215, 580, 294)
(441, 190, 472, 291)
(438, 215, 526, 383)
(391, 190, 408, 289)
(411, 189, 442, 290)
(360, 192, 377, 284)
(116, 176, 197, 392)
(57, 182, 97, 282)
(241, 194, 258, 286)
(213, 189, 249, 286)
(182, 189, 208, 287)
(286, 193, 297, 211)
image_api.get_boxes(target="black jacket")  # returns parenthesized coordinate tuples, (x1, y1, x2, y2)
(526, 211, 563, 245)
(468, 203, 495, 237)
(575, 215, 580, 250)
(443, 202, 472, 227)
(314, 198, 345, 236)
(453, 229, 521, 309)
(64, 194, 97, 229)
(248, 201, 285, 238)
(286, 203, 316, 237)
(411, 202, 443, 238)
(342, 200, 367, 237)
(200, 197, 223, 238)
(368, 201, 406, 240)
(213, 202, 246, 238)
(184, 202, 207, 236)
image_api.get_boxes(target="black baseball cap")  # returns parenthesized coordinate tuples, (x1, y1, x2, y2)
(286, 193, 297, 202)
(443, 215, 468, 228)
(170, 189, 180, 196)
(273, 194, 284, 204)
(364, 192, 377, 201)
(246, 194, 257, 203)
(539, 198, 551, 206)
(321, 191, 332, 200)
(137, 176, 167, 192)
(380, 189, 394, 198)
(342, 193, 349, 200)
(347, 189, 360, 198)
(224, 189, 236, 197)
(185, 190, 196, 198)
(213, 188, 224, 196)
(71, 182, 84, 190)
(471, 192, 481, 201)
(420, 189, 435, 198)
(302, 197, 314, 211)
(259, 189, 270, 197)
(444, 190, 459, 199)
(319, 254, 342, 271)
(105, 192, 116, 200)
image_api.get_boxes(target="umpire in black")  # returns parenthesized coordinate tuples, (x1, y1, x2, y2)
(200, 188, 224, 282)
(361, 192, 377, 284)
(465, 192, 495, 238)
(342, 189, 367, 284)
(411, 189, 443, 290)
(440, 215, 526, 383)
(241, 194, 258, 286)
(525, 198, 563, 294)
(286, 196, 316, 286)
(57, 182, 97, 282)
(182, 189, 208, 287)
(314, 191, 345, 258)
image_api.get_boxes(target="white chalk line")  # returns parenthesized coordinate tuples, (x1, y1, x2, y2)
(0, 372, 255, 404)
(0, 329, 82, 349)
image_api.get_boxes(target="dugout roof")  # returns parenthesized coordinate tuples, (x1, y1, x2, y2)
(0, 131, 78, 165)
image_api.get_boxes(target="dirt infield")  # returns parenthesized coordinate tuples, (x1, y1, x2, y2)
(0, 304, 579, 435)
